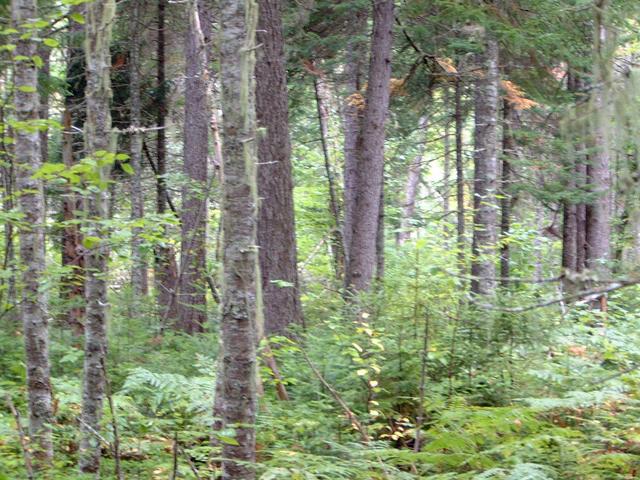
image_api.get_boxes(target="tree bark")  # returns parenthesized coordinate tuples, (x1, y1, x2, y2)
(256, 0, 303, 335)
(219, 0, 259, 477)
(155, 0, 178, 323)
(455, 76, 466, 273)
(585, 0, 612, 276)
(60, 4, 85, 336)
(341, 7, 368, 266)
(178, 0, 209, 333)
(499, 98, 516, 285)
(129, 0, 149, 297)
(12, 0, 54, 467)
(470, 38, 500, 296)
(79, 0, 116, 473)
(398, 115, 428, 245)
(345, 0, 394, 293)
(313, 70, 344, 277)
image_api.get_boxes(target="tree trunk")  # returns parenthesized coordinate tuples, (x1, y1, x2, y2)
(313, 70, 344, 277)
(499, 98, 516, 285)
(398, 115, 428, 245)
(341, 7, 368, 266)
(178, 0, 209, 333)
(576, 160, 588, 272)
(219, 0, 259, 477)
(79, 0, 116, 473)
(455, 77, 466, 273)
(155, 0, 178, 323)
(256, 0, 303, 336)
(585, 0, 612, 276)
(60, 4, 85, 336)
(345, 0, 394, 293)
(129, 0, 149, 297)
(12, 0, 54, 467)
(470, 39, 500, 296)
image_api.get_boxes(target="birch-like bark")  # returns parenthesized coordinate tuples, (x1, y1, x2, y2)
(398, 115, 429, 245)
(470, 38, 500, 296)
(345, 0, 394, 293)
(178, 0, 209, 333)
(129, 0, 148, 297)
(256, 0, 302, 335)
(12, 0, 53, 466)
(79, 0, 116, 473)
(219, 0, 259, 476)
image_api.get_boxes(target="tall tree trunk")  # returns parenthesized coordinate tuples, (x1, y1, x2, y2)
(256, 0, 302, 335)
(585, 0, 612, 276)
(455, 76, 466, 273)
(443, 90, 452, 239)
(155, 0, 178, 322)
(129, 0, 148, 297)
(313, 70, 344, 277)
(60, 4, 86, 335)
(79, 0, 115, 472)
(576, 160, 588, 272)
(219, 0, 258, 476)
(0, 104, 16, 312)
(470, 38, 500, 296)
(12, 0, 53, 467)
(341, 7, 368, 266)
(398, 115, 428, 245)
(499, 98, 516, 285)
(345, 0, 394, 293)
(178, 0, 209, 333)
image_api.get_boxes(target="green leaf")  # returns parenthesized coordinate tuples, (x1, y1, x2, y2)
(121, 163, 134, 175)
(70, 12, 85, 24)
(31, 55, 43, 67)
(42, 38, 59, 48)
(82, 236, 102, 249)
(217, 435, 240, 446)
(17, 85, 36, 93)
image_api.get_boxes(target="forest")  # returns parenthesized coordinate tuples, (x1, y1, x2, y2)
(2, 0, 640, 478)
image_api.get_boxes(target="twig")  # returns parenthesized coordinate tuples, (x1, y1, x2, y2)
(171, 431, 179, 480)
(103, 362, 123, 480)
(5, 394, 34, 480)
(179, 445, 203, 480)
(261, 341, 290, 401)
(414, 309, 430, 453)
(472, 280, 640, 313)
(297, 343, 369, 443)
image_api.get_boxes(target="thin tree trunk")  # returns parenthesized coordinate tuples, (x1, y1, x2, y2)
(376, 184, 385, 282)
(313, 70, 344, 277)
(455, 77, 466, 274)
(178, 0, 209, 333)
(129, 0, 149, 297)
(61, 7, 85, 335)
(345, 0, 394, 293)
(341, 7, 368, 266)
(219, 0, 259, 476)
(61, 109, 85, 336)
(585, 0, 612, 276)
(12, 0, 53, 467)
(0, 103, 16, 312)
(79, 0, 116, 473)
(398, 115, 428, 245)
(256, 0, 303, 335)
(443, 91, 452, 239)
(576, 160, 588, 272)
(499, 98, 516, 285)
(470, 38, 500, 296)
(155, 0, 178, 323)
